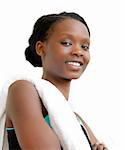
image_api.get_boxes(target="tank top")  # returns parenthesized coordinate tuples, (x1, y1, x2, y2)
(6, 115, 92, 149)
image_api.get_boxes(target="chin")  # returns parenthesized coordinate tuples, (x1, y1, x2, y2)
(71, 76, 80, 80)
(63, 71, 83, 80)
(70, 72, 83, 80)
(66, 74, 81, 80)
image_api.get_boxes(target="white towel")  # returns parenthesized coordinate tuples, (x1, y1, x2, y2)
(0, 76, 91, 150)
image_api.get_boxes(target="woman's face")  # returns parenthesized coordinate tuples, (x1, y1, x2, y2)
(39, 18, 90, 81)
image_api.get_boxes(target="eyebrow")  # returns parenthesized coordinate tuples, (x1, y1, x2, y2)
(59, 32, 90, 43)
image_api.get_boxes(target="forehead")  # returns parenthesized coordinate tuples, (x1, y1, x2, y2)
(49, 18, 90, 40)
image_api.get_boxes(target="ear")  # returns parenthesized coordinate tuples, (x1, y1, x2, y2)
(35, 41, 46, 56)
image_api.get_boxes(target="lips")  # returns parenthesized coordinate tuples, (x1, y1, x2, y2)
(65, 60, 83, 67)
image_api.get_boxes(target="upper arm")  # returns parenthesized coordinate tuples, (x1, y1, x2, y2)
(6, 80, 60, 150)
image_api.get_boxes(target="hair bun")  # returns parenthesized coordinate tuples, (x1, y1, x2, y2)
(25, 46, 42, 67)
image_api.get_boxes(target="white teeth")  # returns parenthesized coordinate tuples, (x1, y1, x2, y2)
(67, 62, 80, 67)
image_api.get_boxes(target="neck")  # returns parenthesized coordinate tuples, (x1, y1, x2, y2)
(42, 75, 71, 100)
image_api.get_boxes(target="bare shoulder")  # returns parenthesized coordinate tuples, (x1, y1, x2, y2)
(6, 80, 61, 149)
(8, 79, 38, 98)
(7, 79, 41, 117)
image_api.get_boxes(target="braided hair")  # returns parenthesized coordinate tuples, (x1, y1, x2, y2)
(25, 12, 90, 67)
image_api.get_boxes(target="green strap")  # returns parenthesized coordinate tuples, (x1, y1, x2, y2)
(44, 115, 51, 127)
(6, 115, 51, 131)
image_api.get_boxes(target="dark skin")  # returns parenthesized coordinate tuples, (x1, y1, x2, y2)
(36, 19, 90, 99)
(6, 18, 108, 150)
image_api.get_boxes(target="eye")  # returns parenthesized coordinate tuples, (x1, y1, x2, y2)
(81, 44, 89, 51)
(60, 41, 72, 47)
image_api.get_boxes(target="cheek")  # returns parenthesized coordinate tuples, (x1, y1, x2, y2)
(84, 52, 90, 64)
(46, 45, 67, 63)
(44, 48, 63, 69)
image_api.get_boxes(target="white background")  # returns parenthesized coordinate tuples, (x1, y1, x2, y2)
(0, 0, 122, 149)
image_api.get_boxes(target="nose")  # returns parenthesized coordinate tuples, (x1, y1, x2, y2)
(71, 45, 83, 57)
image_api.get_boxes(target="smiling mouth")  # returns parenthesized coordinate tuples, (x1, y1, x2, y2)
(65, 61, 83, 67)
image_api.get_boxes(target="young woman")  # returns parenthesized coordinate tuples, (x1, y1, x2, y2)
(3, 12, 108, 149)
